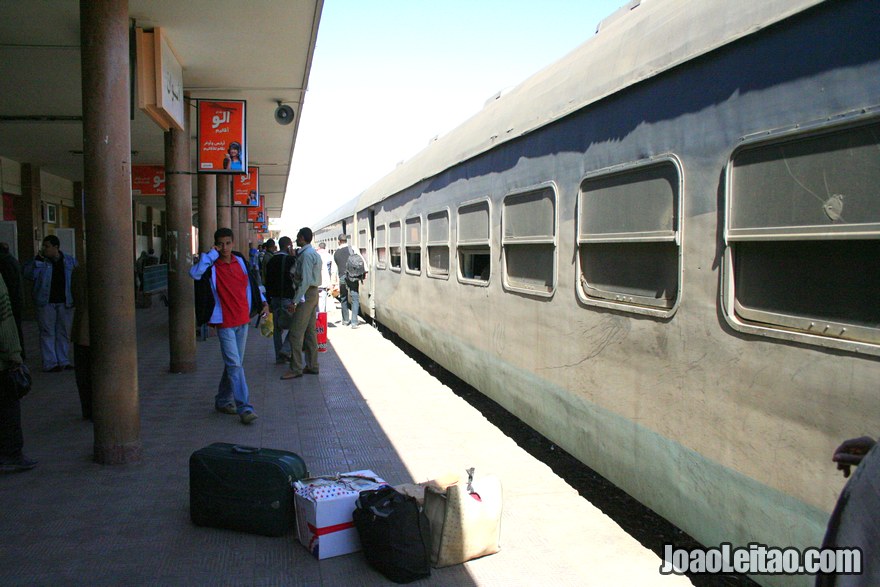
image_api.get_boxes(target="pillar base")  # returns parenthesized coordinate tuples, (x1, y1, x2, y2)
(94, 441, 142, 465)
(170, 361, 196, 374)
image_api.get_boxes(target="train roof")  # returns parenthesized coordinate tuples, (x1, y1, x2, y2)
(353, 0, 826, 213)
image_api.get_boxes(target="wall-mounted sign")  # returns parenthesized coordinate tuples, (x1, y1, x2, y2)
(154, 28, 185, 131)
(135, 29, 170, 131)
(232, 167, 260, 207)
(131, 165, 166, 197)
(197, 100, 247, 173)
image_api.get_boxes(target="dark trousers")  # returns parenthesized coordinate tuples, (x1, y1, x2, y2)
(0, 386, 23, 459)
(74, 344, 92, 420)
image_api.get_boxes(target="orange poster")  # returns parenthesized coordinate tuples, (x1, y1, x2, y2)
(131, 165, 166, 196)
(197, 100, 247, 173)
(232, 167, 260, 207)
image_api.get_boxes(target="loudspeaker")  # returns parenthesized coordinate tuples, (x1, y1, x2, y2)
(275, 104, 294, 126)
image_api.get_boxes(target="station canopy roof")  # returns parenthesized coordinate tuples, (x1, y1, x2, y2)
(0, 0, 323, 220)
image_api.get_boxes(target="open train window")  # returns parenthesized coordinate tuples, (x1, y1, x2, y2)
(388, 220, 402, 271)
(405, 215, 422, 275)
(426, 209, 450, 279)
(577, 157, 682, 317)
(375, 224, 387, 269)
(724, 118, 880, 352)
(502, 185, 556, 296)
(457, 199, 490, 286)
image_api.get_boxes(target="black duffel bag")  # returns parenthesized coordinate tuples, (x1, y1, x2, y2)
(353, 486, 432, 583)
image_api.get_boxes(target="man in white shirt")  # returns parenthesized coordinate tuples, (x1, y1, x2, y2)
(281, 227, 321, 380)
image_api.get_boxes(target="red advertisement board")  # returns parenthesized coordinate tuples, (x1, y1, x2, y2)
(131, 165, 166, 196)
(232, 167, 260, 207)
(197, 100, 247, 173)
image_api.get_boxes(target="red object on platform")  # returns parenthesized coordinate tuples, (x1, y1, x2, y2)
(316, 312, 328, 352)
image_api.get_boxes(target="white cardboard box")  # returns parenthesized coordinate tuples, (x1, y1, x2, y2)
(294, 470, 387, 560)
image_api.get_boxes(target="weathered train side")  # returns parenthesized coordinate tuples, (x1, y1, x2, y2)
(316, 2, 879, 585)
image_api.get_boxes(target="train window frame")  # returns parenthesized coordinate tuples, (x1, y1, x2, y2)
(722, 113, 880, 355)
(388, 220, 402, 272)
(576, 156, 683, 318)
(375, 223, 387, 270)
(426, 208, 451, 280)
(358, 225, 369, 262)
(456, 197, 492, 287)
(501, 183, 558, 297)
(404, 215, 422, 276)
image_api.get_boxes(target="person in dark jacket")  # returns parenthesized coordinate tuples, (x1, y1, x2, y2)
(0, 274, 35, 472)
(0, 243, 24, 358)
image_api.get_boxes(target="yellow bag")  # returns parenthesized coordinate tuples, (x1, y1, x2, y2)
(259, 312, 274, 337)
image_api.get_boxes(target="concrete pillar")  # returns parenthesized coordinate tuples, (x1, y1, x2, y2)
(216, 175, 231, 231)
(165, 105, 197, 373)
(80, 0, 141, 465)
(229, 198, 237, 240)
(197, 174, 217, 253)
(71, 181, 86, 263)
(17, 164, 42, 260)
(238, 208, 248, 255)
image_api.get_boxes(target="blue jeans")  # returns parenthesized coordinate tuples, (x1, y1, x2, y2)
(270, 298, 292, 358)
(339, 282, 349, 324)
(215, 324, 253, 414)
(346, 279, 360, 325)
(36, 303, 73, 370)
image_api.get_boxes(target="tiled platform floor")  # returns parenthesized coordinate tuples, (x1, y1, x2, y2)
(0, 300, 692, 586)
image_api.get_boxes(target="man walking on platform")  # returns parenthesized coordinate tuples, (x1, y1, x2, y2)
(190, 228, 268, 424)
(281, 227, 321, 380)
(23, 235, 76, 372)
(333, 234, 352, 326)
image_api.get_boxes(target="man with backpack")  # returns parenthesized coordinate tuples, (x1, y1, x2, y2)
(332, 234, 367, 328)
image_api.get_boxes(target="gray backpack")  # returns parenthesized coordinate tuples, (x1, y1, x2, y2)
(345, 248, 366, 280)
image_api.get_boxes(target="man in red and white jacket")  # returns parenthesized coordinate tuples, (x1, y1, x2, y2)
(190, 228, 268, 425)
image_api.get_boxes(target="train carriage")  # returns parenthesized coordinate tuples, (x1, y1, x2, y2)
(315, 2, 879, 585)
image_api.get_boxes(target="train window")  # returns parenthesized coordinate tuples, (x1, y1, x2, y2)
(457, 200, 490, 285)
(725, 119, 880, 349)
(358, 226, 369, 261)
(405, 216, 422, 275)
(427, 210, 450, 279)
(375, 224, 387, 269)
(502, 186, 556, 296)
(389, 220, 402, 271)
(577, 158, 681, 316)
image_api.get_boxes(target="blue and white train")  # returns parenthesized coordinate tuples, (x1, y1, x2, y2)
(314, 2, 879, 585)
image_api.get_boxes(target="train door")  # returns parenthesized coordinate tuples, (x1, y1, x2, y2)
(368, 209, 376, 316)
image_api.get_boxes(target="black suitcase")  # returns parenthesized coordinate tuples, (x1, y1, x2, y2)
(189, 443, 308, 536)
(354, 487, 432, 583)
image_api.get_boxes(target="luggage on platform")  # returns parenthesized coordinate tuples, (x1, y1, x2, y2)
(353, 486, 432, 583)
(189, 443, 308, 536)
(423, 468, 502, 567)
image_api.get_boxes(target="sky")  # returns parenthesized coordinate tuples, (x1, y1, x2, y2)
(278, 0, 627, 232)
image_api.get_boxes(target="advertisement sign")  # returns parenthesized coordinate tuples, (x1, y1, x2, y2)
(247, 207, 265, 223)
(232, 167, 260, 207)
(197, 100, 247, 173)
(131, 165, 166, 196)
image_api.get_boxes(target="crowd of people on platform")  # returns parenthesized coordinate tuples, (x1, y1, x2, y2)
(190, 227, 367, 424)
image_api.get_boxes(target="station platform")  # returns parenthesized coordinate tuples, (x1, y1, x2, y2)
(0, 299, 693, 586)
